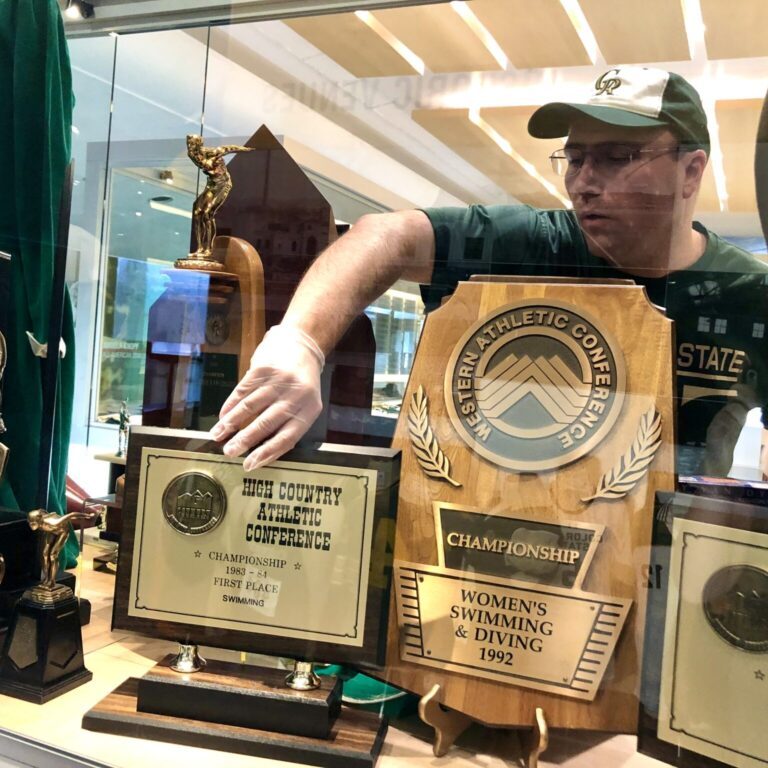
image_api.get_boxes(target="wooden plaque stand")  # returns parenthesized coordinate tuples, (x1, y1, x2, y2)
(382, 279, 675, 745)
(83, 430, 398, 767)
(142, 235, 265, 430)
(84, 656, 387, 768)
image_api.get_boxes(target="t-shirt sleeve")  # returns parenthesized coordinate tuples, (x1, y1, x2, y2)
(420, 204, 541, 311)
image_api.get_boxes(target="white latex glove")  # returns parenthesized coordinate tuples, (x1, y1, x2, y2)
(211, 325, 324, 471)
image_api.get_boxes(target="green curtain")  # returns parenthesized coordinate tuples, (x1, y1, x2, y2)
(0, 0, 77, 566)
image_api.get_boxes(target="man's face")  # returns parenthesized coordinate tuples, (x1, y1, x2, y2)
(563, 117, 689, 269)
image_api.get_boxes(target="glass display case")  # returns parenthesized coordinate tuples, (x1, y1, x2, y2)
(1, 0, 767, 766)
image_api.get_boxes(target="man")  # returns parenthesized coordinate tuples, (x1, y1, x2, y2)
(211, 67, 768, 476)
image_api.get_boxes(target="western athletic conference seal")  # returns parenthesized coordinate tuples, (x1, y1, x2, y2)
(162, 472, 227, 535)
(445, 301, 625, 472)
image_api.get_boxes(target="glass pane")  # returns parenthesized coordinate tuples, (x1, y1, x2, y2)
(54, 5, 768, 768)
(67, 34, 116, 454)
(97, 169, 195, 420)
(84, 29, 208, 435)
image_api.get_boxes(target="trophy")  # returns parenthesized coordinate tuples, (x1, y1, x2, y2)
(142, 135, 265, 431)
(176, 134, 252, 270)
(144, 126, 378, 445)
(83, 427, 399, 766)
(639, 492, 768, 768)
(377, 278, 675, 762)
(0, 508, 95, 702)
(116, 400, 129, 458)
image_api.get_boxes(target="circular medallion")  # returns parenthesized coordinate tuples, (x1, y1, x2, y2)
(161, 472, 227, 535)
(445, 301, 626, 472)
(205, 311, 230, 346)
(703, 565, 768, 653)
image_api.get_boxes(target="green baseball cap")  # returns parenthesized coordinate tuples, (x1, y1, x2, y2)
(528, 67, 710, 153)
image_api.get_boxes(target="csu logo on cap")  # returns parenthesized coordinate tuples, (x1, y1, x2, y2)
(594, 69, 622, 96)
(445, 301, 625, 472)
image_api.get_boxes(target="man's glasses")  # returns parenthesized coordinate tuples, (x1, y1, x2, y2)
(549, 145, 680, 177)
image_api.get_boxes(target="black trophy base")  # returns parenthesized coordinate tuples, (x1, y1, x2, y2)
(0, 593, 92, 704)
(0, 571, 76, 623)
(137, 655, 342, 739)
(0, 666, 92, 704)
(84, 678, 387, 768)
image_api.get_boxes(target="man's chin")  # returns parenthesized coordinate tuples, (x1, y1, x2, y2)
(582, 231, 620, 266)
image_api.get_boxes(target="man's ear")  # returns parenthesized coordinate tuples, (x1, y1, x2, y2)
(682, 149, 708, 199)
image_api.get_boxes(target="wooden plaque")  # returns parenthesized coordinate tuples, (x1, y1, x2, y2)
(114, 427, 400, 667)
(640, 492, 768, 768)
(382, 279, 676, 731)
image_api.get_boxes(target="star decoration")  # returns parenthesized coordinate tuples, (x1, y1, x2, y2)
(194, 550, 202, 558)
(755, 670, 765, 681)
(294, 562, 302, 570)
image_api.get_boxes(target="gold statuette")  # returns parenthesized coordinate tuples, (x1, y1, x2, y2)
(27, 509, 96, 604)
(176, 134, 253, 271)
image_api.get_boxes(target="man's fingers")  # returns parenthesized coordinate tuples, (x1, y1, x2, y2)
(212, 377, 282, 441)
(242, 421, 306, 471)
(212, 326, 325, 464)
(215, 384, 279, 439)
(222, 402, 293, 457)
(219, 368, 271, 418)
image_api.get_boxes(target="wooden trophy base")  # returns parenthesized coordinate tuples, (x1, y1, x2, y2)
(83, 657, 388, 768)
(0, 594, 92, 704)
(142, 235, 265, 431)
(139, 655, 342, 738)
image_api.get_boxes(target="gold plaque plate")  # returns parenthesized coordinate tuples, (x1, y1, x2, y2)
(129, 447, 377, 647)
(395, 561, 630, 701)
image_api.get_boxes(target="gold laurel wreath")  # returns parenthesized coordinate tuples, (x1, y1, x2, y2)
(582, 406, 663, 503)
(408, 385, 462, 487)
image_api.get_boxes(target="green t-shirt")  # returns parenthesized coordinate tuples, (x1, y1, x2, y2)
(423, 205, 768, 474)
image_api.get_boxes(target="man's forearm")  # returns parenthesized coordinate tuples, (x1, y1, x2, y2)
(281, 210, 435, 353)
(212, 209, 435, 468)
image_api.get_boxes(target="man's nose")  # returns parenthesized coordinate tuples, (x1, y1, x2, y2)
(567, 154, 606, 194)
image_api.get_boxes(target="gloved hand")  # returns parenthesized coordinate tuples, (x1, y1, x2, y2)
(210, 325, 325, 471)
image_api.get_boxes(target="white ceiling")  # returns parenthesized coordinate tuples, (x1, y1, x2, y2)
(67, 0, 768, 245)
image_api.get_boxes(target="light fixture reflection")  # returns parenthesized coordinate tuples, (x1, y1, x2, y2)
(149, 200, 192, 219)
(64, 1, 94, 20)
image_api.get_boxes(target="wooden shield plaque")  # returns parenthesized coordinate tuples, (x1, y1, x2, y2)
(383, 279, 675, 732)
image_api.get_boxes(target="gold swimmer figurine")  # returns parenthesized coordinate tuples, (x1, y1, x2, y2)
(27, 509, 95, 602)
(179, 134, 252, 268)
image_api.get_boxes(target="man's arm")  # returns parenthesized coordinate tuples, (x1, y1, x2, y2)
(211, 209, 435, 469)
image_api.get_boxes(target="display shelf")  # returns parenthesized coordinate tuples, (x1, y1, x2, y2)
(0, 546, 670, 768)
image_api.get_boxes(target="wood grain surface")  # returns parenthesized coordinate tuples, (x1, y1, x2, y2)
(83, 677, 387, 768)
(380, 280, 676, 731)
(113, 432, 400, 669)
(137, 654, 341, 738)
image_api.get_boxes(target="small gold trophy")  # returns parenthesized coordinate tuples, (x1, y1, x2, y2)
(26, 509, 95, 604)
(0, 508, 96, 702)
(176, 134, 253, 271)
(144, 133, 265, 430)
